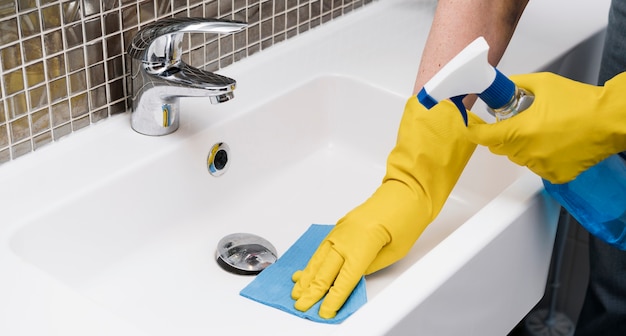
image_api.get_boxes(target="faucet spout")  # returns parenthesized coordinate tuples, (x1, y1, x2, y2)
(129, 61, 238, 135)
(164, 62, 237, 95)
(126, 18, 247, 136)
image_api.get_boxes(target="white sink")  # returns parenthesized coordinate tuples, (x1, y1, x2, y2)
(0, 0, 609, 334)
(9, 76, 408, 336)
(7, 75, 555, 336)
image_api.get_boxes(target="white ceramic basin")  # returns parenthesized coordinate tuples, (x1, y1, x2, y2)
(7, 74, 554, 336)
(9, 76, 409, 336)
(0, 0, 610, 335)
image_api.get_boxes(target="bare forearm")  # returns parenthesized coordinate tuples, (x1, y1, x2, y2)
(413, 0, 529, 95)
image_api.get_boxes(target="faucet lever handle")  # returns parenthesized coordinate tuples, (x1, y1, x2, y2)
(127, 18, 247, 64)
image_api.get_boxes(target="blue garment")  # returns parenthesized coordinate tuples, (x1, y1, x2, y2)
(574, 0, 626, 334)
(239, 224, 367, 324)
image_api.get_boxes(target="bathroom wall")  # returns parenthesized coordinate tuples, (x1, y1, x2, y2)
(0, 0, 372, 165)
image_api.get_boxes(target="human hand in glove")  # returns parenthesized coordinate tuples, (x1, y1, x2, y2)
(290, 96, 481, 319)
(466, 72, 626, 184)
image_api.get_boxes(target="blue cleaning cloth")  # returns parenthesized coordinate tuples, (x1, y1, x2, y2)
(240, 224, 367, 324)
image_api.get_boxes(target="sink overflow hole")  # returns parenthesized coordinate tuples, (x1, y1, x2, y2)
(208, 142, 230, 177)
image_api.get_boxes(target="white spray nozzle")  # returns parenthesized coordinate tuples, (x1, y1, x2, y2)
(417, 36, 516, 125)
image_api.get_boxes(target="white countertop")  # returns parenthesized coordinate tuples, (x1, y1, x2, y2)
(0, 0, 609, 334)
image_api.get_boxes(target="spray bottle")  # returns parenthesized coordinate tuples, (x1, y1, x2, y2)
(417, 36, 626, 250)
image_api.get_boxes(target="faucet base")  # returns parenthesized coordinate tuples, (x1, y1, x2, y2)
(131, 96, 180, 136)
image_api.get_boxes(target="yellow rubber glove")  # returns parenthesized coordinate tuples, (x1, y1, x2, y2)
(467, 71, 626, 184)
(290, 96, 481, 319)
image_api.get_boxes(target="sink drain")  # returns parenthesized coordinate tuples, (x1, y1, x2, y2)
(216, 233, 278, 275)
(207, 142, 230, 177)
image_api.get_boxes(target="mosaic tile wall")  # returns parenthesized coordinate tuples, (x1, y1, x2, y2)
(0, 0, 372, 164)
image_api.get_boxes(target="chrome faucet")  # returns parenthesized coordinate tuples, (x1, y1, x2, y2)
(126, 18, 247, 136)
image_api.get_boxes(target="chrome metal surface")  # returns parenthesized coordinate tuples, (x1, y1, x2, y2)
(207, 142, 230, 177)
(127, 18, 247, 136)
(216, 233, 278, 275)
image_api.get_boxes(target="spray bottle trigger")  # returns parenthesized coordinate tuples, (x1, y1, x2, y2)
(450, 95, 468, 126)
